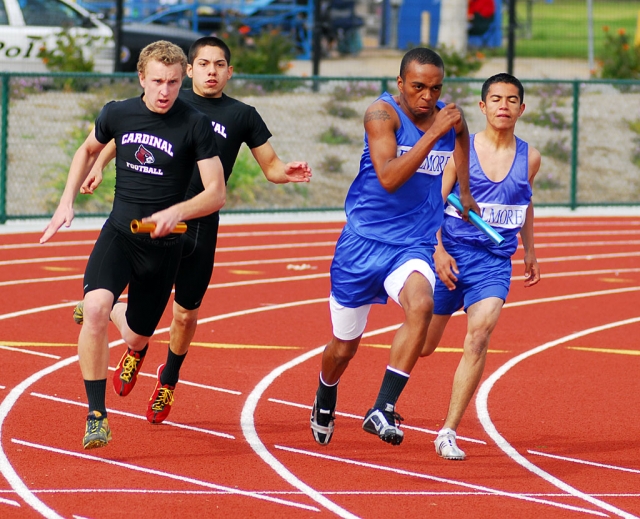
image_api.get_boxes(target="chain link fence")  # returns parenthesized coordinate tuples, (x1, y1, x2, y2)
(1, 72, 639, 221)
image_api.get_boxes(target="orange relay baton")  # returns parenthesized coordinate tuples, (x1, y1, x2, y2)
(130, 220, 188, 234)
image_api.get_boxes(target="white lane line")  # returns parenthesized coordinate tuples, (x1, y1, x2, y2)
(476, 316, 640, 519)
(0, 496, 20, 507)
(218, 229, 342, 238)
(539, 251, 640, 263)
(205, 273, 328, 291)
(0, 297, 329, 518)
(0, 345, 61, 359)
(0, 245, 325, 267)
(241, 345, 361, 519)
(5, 264, 640, 293)
(2, 488, 640, 497)
(526, 239, 640, 249)
(528, 450, 640, 475)
(8, 244, 640, 273)
(106, 367, 242, 396)
(536, 230, 640, 237)
(214, 255, 333, 267)
(351, 285, 640, 340)
(11, 439, 319, 512)
(512, 267, 640, 281)
(240, 289, 640, 518)
(0, 229, 342, 250)
(535, 221, 640, 227)
(0, 274, 84, 287)
(0, 354, 86, 519)
(0, 301, 78, 321)
(0, 256, 88, 267)
(30, 393, 235, 440)
(0, 241, 95, 250)
(275, 445, 608, 517)
(267, 398, 486, 445)
(240, 309, 498, 519)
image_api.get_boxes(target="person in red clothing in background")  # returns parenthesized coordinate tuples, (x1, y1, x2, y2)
(468, 0, 495, 36)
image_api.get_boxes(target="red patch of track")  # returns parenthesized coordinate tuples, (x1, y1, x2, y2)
(1, 217, 639, 518)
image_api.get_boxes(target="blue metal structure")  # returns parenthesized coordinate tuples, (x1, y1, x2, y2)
(77, 0, 315, 58)
(396, 0, 503, 50)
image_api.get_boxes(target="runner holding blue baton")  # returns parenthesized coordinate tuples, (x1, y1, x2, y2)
(446, 193, 504, 246)
(421, 73, 541, 461)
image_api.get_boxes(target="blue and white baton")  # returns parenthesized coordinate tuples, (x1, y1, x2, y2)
(446, 193, 505, 246)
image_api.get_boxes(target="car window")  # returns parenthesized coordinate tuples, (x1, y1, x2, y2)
(0, 0, 8, 25)
(20, 0, 92, 27)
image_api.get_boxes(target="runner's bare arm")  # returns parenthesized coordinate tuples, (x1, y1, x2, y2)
(251, 142, 312, 184)
(40, 130, 106, 243)
(81, 139, 116, 194)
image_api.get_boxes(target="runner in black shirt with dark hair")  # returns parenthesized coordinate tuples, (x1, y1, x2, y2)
(83, 36, 310, 424)
(41, 40, 226, 449)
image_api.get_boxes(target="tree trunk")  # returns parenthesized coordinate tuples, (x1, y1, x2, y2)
(437, 0, 468, 53)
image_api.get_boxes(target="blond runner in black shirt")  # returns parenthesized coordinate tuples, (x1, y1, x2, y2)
(40, 41, 226, 449)
(82, 36, 311, 425)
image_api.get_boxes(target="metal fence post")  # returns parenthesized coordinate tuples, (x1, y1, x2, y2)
(0, 74, 8, 224)
(570, 80, 580, 210)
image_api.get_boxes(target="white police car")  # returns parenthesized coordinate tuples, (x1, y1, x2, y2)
(0, 0, 115, 72)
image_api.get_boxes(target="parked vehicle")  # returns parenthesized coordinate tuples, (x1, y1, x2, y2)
(0, 0, 114, 72)
(117, 22, 204, 72)
(0, 0, 204, 73)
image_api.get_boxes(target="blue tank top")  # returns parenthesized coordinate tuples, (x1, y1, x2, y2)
(345, 92, 456, 246)
(442, 134, 531, 257)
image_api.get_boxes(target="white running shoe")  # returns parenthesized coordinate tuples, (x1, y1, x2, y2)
(434, 428, 466, 460)
(310, 397, 335, 445)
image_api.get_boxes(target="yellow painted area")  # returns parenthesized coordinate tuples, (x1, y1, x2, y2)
(361, 344, 508, 353)
(229, 269, 263, 275)
(42, 266, 76, 272)
(636, 10, 640, 47)
(568, 346, 640, 356)
(0, 341, 76, 347)
(598, 277, 633, 283)
(155, 340, 300, 350)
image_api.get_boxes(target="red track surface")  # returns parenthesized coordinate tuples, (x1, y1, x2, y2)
(1, 216, 639, 519)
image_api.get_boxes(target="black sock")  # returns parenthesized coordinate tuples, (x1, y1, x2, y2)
(373, 367, 409, 410)
(315, 374, 338, 411)
(133, 343, 148, 358)
(84, 379, 107, 416)
(160, 347, 186, 386)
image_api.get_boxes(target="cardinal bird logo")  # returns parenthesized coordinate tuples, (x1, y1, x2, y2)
(135, 145, 155, 165)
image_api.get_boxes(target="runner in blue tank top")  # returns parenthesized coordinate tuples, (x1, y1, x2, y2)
(422, 73, 542, 460)
(310, 47, 479, 447)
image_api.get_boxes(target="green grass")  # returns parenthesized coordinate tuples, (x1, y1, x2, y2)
(496, 0, 639, 59)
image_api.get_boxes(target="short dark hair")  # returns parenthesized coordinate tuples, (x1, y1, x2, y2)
(481, 73, 525, 103)
(188, 36, 231, 65)
(399, 47, 444, 79)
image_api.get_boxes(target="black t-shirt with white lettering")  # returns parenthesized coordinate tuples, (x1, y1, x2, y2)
(179, 90, 272, 196)
(94, 95, 218, 235)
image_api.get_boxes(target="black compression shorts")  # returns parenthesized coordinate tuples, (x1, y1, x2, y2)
(174, 214, 220, 310)
(83, 219, 184, 337)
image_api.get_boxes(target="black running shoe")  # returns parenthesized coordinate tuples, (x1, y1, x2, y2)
(362, 403, 404, 445)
